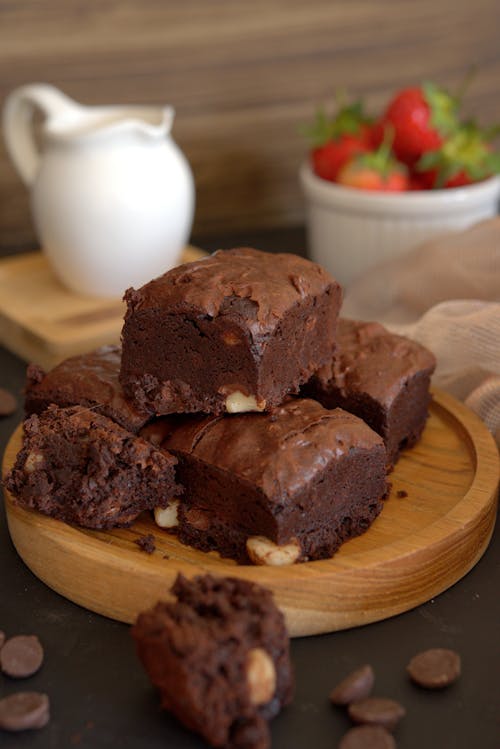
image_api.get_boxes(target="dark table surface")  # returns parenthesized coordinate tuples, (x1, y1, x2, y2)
(1, 229, 499, 749)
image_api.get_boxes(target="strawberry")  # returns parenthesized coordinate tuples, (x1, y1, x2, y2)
(416, 122, 500, 188)
(382, 81, 459, 166)
(311, 135, 370, 182)
(303, 99, 373, 181)
(337, 136, 409, 192)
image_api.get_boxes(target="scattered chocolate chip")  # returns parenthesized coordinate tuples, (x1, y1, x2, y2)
(0, 631, 5, 650)
(0, 692, 50, 731)
(348, 697, 406, 731)
(339, 725, 396, 749)
(396, 490, 408, 498)
(0, 388, 17, 417)
(162, 553, 170, 560)
(407, 648, 461, 689)
(0, 635, 44, 678)
(134, 534, 156, 554)
(330, 664, 375, 705)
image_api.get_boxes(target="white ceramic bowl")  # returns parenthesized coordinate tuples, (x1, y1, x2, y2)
(300, 162, 500, 287)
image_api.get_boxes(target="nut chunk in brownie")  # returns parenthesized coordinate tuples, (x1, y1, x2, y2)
(120, 247, 342, 416)
(304, 319, 436, 468)
(25, 345, 149, 434)
(131, 574, 293, 749)
(5, 406, 180, 530)
(144, 398, 388, 564)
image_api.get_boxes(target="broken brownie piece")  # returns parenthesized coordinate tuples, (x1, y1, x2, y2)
(120, 247, 342, 416)
(25, 345, 149, 434)
(142, 398, 388, 564)
(304, 319, 436, 469)
(131, 574, 293, 749)
(5, 405, 180, 529)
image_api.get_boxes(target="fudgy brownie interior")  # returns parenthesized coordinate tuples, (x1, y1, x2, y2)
(131, 574, 293, 749)
(5, 405, 180, 530)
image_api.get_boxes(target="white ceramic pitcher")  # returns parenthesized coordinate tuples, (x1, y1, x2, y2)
(3, 83, 195, 297)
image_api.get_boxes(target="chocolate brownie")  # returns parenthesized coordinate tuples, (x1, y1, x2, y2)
(131, 574, 293, 749)
(5, 405, 180, 530)
(25, 345, 149, 433)
(120, 247, 342, 416)
(304, 319, 436, 468)
(142, 398, 388, 564)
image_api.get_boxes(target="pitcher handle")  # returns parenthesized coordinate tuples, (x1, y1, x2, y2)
(2, 83, 80, 186)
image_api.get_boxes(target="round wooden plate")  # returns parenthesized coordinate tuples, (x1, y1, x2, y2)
(2, 389, 499, 637)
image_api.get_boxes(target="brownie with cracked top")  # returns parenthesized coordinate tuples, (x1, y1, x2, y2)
(303, 318, 436, 469)
(5, 405, 180, 530)
(131, 574, 293, 749)
(25, 345, 149, 433)
(120, 247, 342, 416)
(141, 398, 388, 564)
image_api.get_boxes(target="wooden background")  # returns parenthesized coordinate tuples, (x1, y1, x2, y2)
(1, 0, 500, 252)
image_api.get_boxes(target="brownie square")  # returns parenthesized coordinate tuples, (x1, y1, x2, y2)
(141, 398, 388, 564)
(120, 247, 342, 416)
(25, 345, 149, 434)
(303, 319, 436, 469)
(131, 574, 293, 749)
(5, 405, 180, 530)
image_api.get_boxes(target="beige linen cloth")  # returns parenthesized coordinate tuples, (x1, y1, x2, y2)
(342, 218, 500, 447)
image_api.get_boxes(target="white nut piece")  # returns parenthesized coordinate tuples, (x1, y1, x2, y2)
(24, 451, 45, 473)
(246, 648, 276, 706)
(246, 536, 301, 566)
(154, 500, 180, 528)
(225, 391, 265, 414)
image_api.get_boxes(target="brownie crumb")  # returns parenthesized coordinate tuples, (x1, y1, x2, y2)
(0, 387, 17, 417)
(134, 534, 156, 554)
(396, 490, 408, 498)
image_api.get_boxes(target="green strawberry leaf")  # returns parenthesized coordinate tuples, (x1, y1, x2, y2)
(417, 121, 500, 185)
(300, 96, 372, 146)
(422, 81, 460, 137)
(299, 106, 336, 146)
(353, 127, 406, 180)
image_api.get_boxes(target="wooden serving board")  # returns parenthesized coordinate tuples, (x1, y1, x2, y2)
(0, 246, 206, 370)
(2, 389, 499, 637)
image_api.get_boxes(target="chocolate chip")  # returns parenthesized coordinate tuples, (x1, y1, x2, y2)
(0, 631, 5, 650)
(348, 697, 406, 731)
(407, 648, 461, 689)
(339, 725, 397, 749)
(330, 664, 375, 705)
(0, 388, 17, 417)
(0, 692, 50, 731)
(396, 490, 408, 498)
(0, 635, 44, 678)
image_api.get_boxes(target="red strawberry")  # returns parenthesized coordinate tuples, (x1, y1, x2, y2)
(312, 135, 370, 182)
(303, 99, 373, 181)
(337, 137, 409, 192)
(382, 82, 459, 166)
(416, 122, 500, 188)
